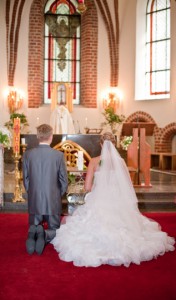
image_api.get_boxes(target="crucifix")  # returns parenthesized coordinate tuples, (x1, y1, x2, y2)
(58, 85, 66, 105)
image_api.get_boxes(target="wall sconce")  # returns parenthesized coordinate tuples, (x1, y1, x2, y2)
(77, 0, 87, 14)
(7, 87, 24, 114)
(102, 87, 123, 112)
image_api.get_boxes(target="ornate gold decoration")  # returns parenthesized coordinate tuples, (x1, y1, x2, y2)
(12, 154, 25, 203)
(77, 2, 87, 14)
(54, 140, 91, 168)
(7, 88, 24, 114)
(102, 87, 123, 112)
(51, 82, 73, 112)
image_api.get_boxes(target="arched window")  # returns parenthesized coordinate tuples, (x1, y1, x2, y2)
(135, 0, 170, 100)
(146, 0, 170, 98)
(44, 0, 81, 105)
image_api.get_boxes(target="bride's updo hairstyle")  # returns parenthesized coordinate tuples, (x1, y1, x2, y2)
(100, 132, 116, 146)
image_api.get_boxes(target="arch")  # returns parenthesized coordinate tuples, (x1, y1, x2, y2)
(125, 111, 156, 124)
(158, 123, 176, 153)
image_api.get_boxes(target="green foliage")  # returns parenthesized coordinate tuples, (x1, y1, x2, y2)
(0, 127, 12, 148)
(68, 173, 76, 185)
(4, 113, 29, 129)
(101, 107, 125, 128)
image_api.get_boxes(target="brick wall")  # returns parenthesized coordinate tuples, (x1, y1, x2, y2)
(28, 0, 98, 108)
(124, 111, 176, 153)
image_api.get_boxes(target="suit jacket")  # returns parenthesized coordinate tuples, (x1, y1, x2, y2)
(22, 144, 68, 215)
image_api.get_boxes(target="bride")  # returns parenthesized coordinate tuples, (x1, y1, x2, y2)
(52, 132, 175, 267)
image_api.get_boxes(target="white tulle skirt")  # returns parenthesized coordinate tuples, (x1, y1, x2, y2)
(52, 141, 175, 267)
(52, 190, 175, 267)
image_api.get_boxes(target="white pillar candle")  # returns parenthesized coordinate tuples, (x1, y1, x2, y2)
(85, 117, 88, 128)
(21, 138, 26, 145)
(77, 151, 84, 170)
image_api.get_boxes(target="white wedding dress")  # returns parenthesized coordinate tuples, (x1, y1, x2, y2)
(52, 141, 175, 267)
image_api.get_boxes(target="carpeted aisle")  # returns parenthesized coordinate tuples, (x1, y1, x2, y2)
(0, 212, 176, 300)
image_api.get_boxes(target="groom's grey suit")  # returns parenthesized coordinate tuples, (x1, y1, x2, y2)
(23, 144, 68, 242)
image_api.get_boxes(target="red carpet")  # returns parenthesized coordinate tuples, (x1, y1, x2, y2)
(0, 212, 176, 300)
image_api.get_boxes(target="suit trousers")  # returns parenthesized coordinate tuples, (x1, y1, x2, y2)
(29, 214, 60, 243)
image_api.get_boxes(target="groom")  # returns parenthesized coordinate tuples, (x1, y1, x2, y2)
(22, 124, 68, 255)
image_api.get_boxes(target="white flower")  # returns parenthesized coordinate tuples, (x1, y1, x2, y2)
(120, 136, 133, 151)
(0, 126, 12, 148)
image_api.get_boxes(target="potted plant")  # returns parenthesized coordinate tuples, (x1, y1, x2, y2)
(101, 107, 125, 134)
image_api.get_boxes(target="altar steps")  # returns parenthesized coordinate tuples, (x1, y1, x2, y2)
(1, 170, 176, 213)
(1, 190, 176, 213)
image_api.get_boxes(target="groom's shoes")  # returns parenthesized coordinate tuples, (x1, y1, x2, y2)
(35, 225, 45, 255)
(26, 225, 36, 255)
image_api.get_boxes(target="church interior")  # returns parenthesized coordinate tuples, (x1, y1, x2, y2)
(0, 1, 176, 299)
(1, 0, 176, 212)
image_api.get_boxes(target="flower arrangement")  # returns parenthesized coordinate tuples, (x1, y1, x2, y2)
(120, 136, 133, 151)
(4, 112, 29, 131)
(101, 107, 125, 133)
(0, 126, 12, 148)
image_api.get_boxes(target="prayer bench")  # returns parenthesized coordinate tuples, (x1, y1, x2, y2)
(53, 140, 91, 169)
(54, 140, 91, 206)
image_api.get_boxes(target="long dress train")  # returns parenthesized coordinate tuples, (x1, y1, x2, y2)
(52, 141, 175, 267)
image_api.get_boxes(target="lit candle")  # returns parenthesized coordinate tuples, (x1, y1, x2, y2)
(85, 117, 88, 128)
(36, 117, 40, 126)
(77, 151, 84, 170)
(13, 118, 20, 155)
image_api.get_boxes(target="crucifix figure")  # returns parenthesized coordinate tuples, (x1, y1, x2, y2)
(57, 85, 66, 105)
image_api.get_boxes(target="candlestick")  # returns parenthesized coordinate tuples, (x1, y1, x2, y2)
(12, 153, 26, 203)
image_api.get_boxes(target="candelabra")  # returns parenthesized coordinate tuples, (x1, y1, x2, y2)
(12, 151, 26, 203)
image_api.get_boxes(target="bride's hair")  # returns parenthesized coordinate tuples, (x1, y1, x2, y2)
(100, 132, 116, 146)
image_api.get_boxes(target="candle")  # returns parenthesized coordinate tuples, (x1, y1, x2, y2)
(36, 117, 40, 126)
(77, 151, 84, 170)
(13, 118, 20, 155)
(85, 117, 88, 128)
(21, 138, 26, 145)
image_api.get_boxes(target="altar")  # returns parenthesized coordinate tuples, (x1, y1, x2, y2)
(20, 134, 102, 158)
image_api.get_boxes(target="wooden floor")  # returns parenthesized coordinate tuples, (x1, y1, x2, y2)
(1, 164, 176, 213)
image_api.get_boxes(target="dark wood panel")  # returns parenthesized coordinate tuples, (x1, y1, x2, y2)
(20, 134, 102, 158)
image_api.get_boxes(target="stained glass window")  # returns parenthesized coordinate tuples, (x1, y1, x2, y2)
(44, 0, 81, 104)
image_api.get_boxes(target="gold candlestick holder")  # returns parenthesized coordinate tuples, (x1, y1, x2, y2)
(12, 153, 26, 203)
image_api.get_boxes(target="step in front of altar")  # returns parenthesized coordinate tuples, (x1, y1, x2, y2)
(1, 190, 176, 213)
